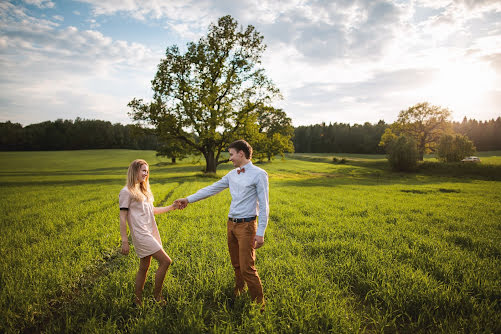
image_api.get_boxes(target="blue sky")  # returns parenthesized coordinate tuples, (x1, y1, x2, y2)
(1, 0, 500, 126)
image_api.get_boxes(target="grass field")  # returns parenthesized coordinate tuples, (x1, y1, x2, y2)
(1, 150, 500, 333)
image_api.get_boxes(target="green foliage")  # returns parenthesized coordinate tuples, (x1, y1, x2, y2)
(386, 135, 419, 171)
(155, 138, 194, 163)
(3, 116, 501, 155)
(128, 15, 285, 173)
(1, 150, 500, 333)
(379, 127, 398, 148)
(252, 107, 294, 161)
(418, 161, 501, 180)
(452, 117, 501, 151)
(437, 134, 476, 162)
(380, 102, 452, 160)
(295, 120, 388, 154)
(0, 119, 158, 150)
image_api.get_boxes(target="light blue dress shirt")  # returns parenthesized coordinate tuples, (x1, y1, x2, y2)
(187, 161, 270, 236)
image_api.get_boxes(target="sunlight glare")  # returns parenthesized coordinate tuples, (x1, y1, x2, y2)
(426, 61, 496, 105)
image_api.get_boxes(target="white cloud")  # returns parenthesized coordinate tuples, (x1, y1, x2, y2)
(87, 18, 100, 29)
(0, 2, 161, 125)
(22, 0, 55, 9)
(76, 0, 410, 64)
(1, 0, 500, 126)
(78, 0, 212, 23)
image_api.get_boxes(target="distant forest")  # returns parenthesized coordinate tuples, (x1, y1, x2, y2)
(0, 118, 158, 151)
(294, 117, 501, 153)
(1, 117, 500, 153)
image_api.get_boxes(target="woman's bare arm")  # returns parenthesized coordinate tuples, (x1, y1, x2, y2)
(153, 203, 178, 215)
(120, 210, 129, 255)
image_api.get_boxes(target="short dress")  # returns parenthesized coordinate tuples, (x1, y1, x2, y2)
(119, 186, 162, 258)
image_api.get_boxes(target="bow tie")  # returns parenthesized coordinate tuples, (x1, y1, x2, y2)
(237, 168, 245, 174)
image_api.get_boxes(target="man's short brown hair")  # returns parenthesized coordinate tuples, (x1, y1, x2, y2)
(228, 139, 253, 159)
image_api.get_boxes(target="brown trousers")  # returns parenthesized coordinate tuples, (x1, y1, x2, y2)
(227, 219, 264, 304)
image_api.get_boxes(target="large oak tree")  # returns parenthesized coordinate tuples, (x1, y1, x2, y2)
(128, 15, 280, 173)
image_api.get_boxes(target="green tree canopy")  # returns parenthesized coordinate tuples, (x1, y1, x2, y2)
(128, 15, 282, 173)
(386, 135, 419, 171)
(436, 134, 476, 162)
(254, 107, 294, 161)
(380, 102, 452, 160)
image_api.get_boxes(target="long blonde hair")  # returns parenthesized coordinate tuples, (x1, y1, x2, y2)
(126, 159, 154, 202)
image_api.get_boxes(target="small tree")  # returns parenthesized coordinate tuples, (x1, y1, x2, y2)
(436, 134, 476, 162)
(254, 107, 294, 161)
(386, 135, 419, 171)
(155, 139, 192, 163)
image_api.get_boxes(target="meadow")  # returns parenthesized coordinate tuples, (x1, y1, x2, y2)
(0, 150, 500, 333)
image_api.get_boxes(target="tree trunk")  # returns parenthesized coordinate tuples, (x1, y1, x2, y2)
(419, 138, 425, 161)
(204, 151, 217, 173)
(171, 157, 176, 164)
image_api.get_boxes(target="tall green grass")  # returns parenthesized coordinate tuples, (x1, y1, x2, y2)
(0, 150, 500, 333)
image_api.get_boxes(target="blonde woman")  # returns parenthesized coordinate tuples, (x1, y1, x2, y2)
(119, 159, 177, 306)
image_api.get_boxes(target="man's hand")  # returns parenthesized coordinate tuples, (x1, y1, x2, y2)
(254, 235, 264, 249)
(174, 198, 189, 210)
(121, 241, 130, 255)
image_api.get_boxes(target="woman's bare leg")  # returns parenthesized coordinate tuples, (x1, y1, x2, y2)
(151, 249, 172, 301)
(135, 256, 152, 305)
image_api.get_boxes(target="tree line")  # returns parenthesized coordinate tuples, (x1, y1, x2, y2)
(293, 121, 388, 154)
(2, 115, 499, 154)
(292, 117, 501, 155)
(0, 118, 158, 151)
(451, 117, 501, 152)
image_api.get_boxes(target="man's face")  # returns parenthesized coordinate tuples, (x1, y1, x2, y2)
(229, 148, 244, 167)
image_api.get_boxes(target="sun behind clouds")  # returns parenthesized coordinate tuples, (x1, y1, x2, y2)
(425, 59, 497, 108)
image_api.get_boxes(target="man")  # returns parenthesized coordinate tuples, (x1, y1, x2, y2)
(175, 139, 269, 306)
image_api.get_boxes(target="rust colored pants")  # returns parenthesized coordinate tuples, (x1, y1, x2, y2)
(227, 219, 264, 304)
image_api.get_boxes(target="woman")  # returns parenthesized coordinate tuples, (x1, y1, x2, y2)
(119, 159, 177, 306)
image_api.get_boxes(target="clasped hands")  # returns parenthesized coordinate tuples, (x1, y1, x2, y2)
(173, 198, 189, 210)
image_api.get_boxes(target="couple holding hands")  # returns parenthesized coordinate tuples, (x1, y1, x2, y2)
(119, 140, 269, 308)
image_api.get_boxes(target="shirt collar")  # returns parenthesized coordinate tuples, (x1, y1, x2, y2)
(239, 161, 253, 171)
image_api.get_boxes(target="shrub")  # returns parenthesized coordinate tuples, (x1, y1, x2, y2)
(332, 157, 348, 164)
(436, 134, 476, 162)
(386, 135, 419, 171)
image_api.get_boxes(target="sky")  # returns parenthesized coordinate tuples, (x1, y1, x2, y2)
(1, 0, 500, 127)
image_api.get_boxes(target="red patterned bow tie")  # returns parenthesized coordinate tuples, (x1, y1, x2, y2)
(237, 168, 245, 174)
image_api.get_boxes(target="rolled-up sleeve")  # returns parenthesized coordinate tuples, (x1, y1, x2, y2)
(256, 171, 269, 237)
(187, 173, 230, 203)
(119, 188, 131, 210)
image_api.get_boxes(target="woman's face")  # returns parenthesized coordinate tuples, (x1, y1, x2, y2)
(137, 164, 149, 183)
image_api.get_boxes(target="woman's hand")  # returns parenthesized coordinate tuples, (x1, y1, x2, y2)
(121, 240, 130, 255)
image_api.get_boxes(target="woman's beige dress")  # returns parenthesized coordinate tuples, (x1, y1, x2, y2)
(119, 187, 162, 258)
